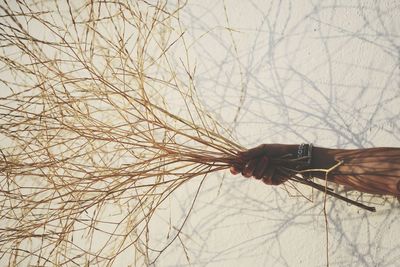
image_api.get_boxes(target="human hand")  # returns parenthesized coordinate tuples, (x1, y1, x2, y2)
(230, 144, 291, 185)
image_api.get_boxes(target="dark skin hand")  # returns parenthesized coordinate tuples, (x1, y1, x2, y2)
(230, 144, 298, 185)
(231, 144, 400, 197)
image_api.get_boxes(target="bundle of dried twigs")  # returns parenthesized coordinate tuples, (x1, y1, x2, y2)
(0, 1, 390, 266)
(0, 1, 244, 265)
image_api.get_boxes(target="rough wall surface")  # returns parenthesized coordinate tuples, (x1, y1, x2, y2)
(160, 1, 400, 266)
(0, 1, 399, 266)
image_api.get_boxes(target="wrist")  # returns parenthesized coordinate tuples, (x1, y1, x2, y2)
(310, 147, 337, 169)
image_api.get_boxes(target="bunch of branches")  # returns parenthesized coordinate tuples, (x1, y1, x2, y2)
(0, 1, 243, 265)
(0, 1, 378, 266)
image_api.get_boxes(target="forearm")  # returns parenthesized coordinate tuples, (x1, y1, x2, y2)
(232, 144, 400, 196)
(308, 146, 400, 196)
(311, 147, 340, 170)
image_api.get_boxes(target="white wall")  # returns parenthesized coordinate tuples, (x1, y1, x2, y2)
(156, 1, 400, 266)
(1, 1, 399, 266)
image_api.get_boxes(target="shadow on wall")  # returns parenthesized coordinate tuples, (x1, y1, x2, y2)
(174, 1, 400, 266)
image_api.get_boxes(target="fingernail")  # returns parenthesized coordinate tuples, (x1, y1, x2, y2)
(230, 166, 239, 175)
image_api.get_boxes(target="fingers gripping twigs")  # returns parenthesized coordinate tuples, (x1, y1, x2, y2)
(229, 144, 287, 185)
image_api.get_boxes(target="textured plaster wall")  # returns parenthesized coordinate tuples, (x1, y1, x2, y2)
(155, 1, 400, 266)
(1, 1, 399, 266)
